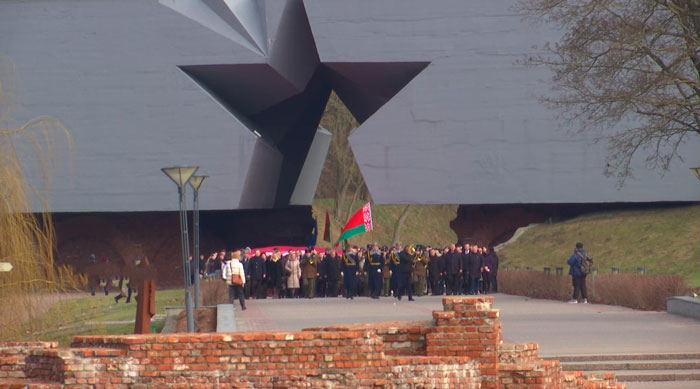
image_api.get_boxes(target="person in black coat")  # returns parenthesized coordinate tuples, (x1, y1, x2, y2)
(342, 247, 360, 299)
(459, 245, 471, 294)
(265, 252, 284, 298)
(324, 250, 342, 297)
(428, 248, 444, 295)
(247, 250, 267, 299)
(396, 246, 415, 301)
(444, 245, 462, 295)
(367, 244, 384, 299)
(316, 252, 327, 297)
(468, 245, 483, 294)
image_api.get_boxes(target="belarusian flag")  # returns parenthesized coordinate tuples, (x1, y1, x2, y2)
(335, 202, 373, 247)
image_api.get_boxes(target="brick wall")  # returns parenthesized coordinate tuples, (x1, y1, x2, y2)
(0, 297, 624, 388)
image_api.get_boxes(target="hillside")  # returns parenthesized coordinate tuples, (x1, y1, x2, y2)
(311, 199, 458, 249)
(497, 204, 700, 287)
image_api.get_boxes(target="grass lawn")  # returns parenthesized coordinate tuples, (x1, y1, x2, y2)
(28, 289, 184, 346)
(498, 204, 700, 287)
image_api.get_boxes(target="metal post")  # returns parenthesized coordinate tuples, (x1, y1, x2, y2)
(193, 188, 201, 309)
(178, 185, 194, 332)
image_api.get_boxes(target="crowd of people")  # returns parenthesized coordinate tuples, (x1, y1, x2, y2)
(195, 243, 500, 308)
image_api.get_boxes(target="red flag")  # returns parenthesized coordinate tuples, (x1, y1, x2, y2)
(323, 212, 331, 242)
(335, 202, 373, 246)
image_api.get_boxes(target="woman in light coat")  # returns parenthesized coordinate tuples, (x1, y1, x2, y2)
(285, 252, 301, 298)
(222, 249, 246, 310)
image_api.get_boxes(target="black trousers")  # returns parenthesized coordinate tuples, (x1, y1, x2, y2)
(396, 272, 413, 300)
(327, 279, 339, 297)
(482, 271, 491, 293)
(250, 278, 265, 299)
(572, 275, 587, 300)
(445, 274, 460, 295)
(228, 284, 246, 308)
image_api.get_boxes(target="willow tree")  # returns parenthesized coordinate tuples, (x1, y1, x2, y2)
(518, 0, 700, 183)
(0, 54, 84, 341)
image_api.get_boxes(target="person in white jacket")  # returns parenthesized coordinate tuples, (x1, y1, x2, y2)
(222, 249, 246, 310)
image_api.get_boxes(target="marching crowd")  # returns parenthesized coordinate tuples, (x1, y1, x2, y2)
(199, 243, 500, 309)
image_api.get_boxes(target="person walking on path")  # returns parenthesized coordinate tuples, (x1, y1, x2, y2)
(567, 242, 591, 304)
(222, 249, 246, 310)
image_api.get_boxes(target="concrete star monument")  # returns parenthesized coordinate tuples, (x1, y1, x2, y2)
(161, 0, 429, 208)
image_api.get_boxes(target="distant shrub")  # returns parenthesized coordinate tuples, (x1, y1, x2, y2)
(499, 271, 688, 311)
(199, 279, 229, 306)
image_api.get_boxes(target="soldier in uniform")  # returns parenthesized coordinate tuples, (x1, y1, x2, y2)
(342, 246, 360, 299)
(356, 247, 368, 297)
(412, 245, 429, 296)
(367, 244, 384, 299)
(300, 248, 319, 298)
(388, 244, 401, 297)
(381, 246, 392, 297)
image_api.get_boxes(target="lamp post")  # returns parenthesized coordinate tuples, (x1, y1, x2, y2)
(162, 166, 198, 332)
(188, 175, 208, 309)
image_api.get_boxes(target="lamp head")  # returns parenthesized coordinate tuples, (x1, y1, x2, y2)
(188, 175, 208, 191)
(161, 166, 199, 188)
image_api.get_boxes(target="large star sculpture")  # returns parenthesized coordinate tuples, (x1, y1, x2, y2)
(161, 0, 429, 208)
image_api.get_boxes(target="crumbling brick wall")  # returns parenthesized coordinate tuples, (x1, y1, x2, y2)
(0, 297, 624, 388)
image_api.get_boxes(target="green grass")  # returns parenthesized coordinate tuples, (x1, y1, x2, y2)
(498, 204, 700, 287)
(28, 289, 184, 346)
(312, 199, 458, 248)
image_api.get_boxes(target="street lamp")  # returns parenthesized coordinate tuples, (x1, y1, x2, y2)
(162, 166, 198, 332)
(188, 175, 208, 309)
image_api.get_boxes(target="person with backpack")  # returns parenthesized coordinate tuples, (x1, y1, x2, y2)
(567, 242, 593, 304)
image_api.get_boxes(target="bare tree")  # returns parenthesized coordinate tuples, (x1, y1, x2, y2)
(319, 93, 368, 220)
(518, 0, 700, 184)
(391, 205, 412, 246)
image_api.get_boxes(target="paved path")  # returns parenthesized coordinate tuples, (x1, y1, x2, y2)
(231, 293, 700, 358)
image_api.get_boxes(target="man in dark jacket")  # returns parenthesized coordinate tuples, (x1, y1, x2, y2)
(468, 245, 483, 295)
(567, 242, 590, 304)
(316, 252, 327, 297)
(444, 245, 462, 295)
(428, 248, 444, 295)
(396, 246, 415, 301)
(324, 250, 342, 297)
(247, 249, 267, 299)
(460, 244, 471, 294)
